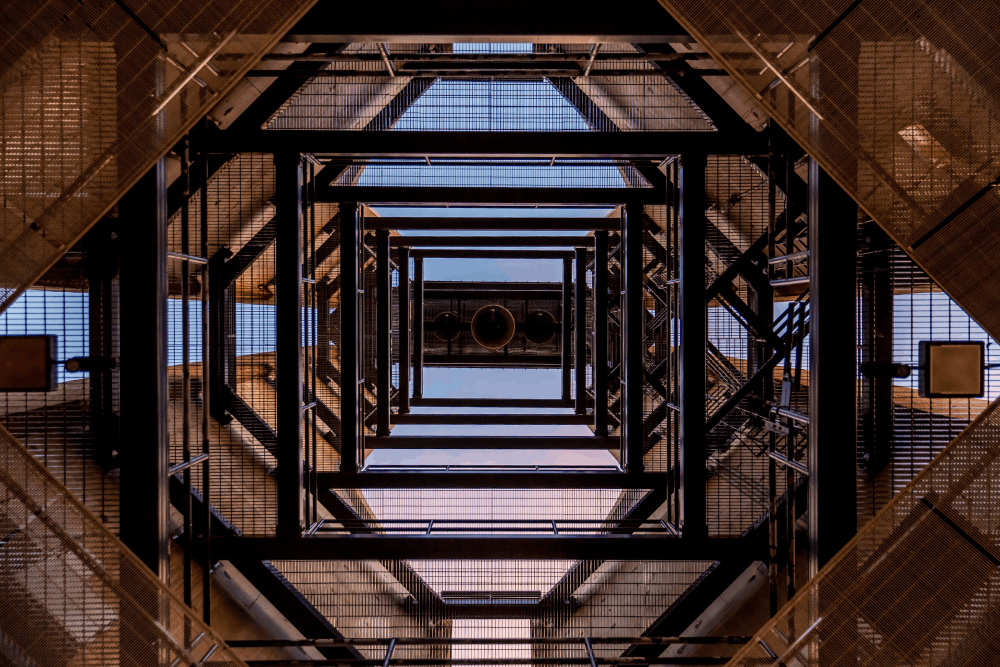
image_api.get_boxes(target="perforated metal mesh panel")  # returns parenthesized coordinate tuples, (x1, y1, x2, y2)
(653, 0, 1000, 339)
(0, 0, 319, 313)
(0, 423, 246, 666)
(728, 394, 1000, 667)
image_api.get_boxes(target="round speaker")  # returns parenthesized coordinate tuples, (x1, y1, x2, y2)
(522, 309, 557, 345)
(470, 305, 516, 350)
(432, 311, 462, 341)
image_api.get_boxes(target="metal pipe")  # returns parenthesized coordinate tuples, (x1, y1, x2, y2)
(246, 67, 728, 78)
(260, 52, 701, 63)
(382, 638, 396, 667)
(768, 250, 809, 264)
(584, 638, 598, 667)
(150, 30, 233, 116)
(575, 248, 587, 415)
(376, 43, 397, 78)
(766, 450, 808, 476)
(168, 453, 210, 476)
(243, 658, 729, 666)
(167, 251, 208, 264)
(583, 43, 601, 77)
(562, 258, 573, 401)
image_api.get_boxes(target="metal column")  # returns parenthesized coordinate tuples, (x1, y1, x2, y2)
(807, 159, 857, 575)
(85, 219, 119, 469)
(679, 152, 707, 539)
(623, 202, 645, 473)
(594, 230, 609, 436)
(118, 159, 170, 579)
(575, 248, 587, 415)
(398, 247, 411, 413)
(413, 258, 424, 399)
(339, 202, 360, 472)
(562, 258, 573, 400)
(275, 152, 304, 538)
(376, 229, 392, 436)
(860, 221, 893, 473)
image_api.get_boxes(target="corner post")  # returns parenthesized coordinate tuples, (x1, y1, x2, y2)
(275, 152, 304, 538)
(679, 152, 707, 539)
(339, 202, 360, 472)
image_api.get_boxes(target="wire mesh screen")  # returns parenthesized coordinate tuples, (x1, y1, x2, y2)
(0, 0, 318, 313)
(654, 0, 1000, 341)
(0, 423, 246, 667)
(728, 392, 1000, 667)
(857, 222, 1000, 528)
(0, 276, 121, 534)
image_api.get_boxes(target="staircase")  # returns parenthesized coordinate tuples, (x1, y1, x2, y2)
(0, 422, 245, 666)
(0, 0, 318, 313)
(652, 1, 1000, 664)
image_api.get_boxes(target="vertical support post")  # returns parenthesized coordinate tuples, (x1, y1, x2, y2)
(679, 152, 707, 539)
(807, 159, 858, 575)
(575, 248, 587, 415)
(275, 152, 304, 538)
(118, 159, 169, 579)
(412, 258, 424, 400)
(198, 120, 212, 625)
(85, 219, 119, 469)
(376, 229, 392, 436)
(594, 231, 609, 436)
(398, 247, 411, 413)
(623, 202, 645, 474)
(860, 221, 893, 473)
(340, 203, 360, 473)
(562, 258, 573, 401)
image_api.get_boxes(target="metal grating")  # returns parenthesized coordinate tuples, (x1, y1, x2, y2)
(0, 423, 246, 666)
(654, 0, 1000, 340)
(0, 0, 319, 313)
(728, 393, 1000, 667)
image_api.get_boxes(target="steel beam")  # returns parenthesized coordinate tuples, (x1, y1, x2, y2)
(317, 471, 665, 489)
(410, 398, 573, 408)
(340, 203, 360, 472)
(575, 248, 588, 415)
(398, 247, 410, 414)
(411, 258, 424, 400)
(212, 536, 753, 561)
(376, 229, 392, 436)
(391, 414, 592, 426)
(594, 230, 609, 436)
(807, 159, 857, 576)
(413, 249, 575, 259)
(275, 152, 304, 538)
(282, 0, 691, 43)
(118, 159, 169, 580)
(365, 217, 620, 231)
(679, 152, 707, 539)
(391, 235, 593, 247)
(562, 258, 573, 400)
(365, 436, 618, 449)
(85, 219, 119, 468)
(424, 289, 562, 300)
(206, 131, 764, 158)
(623, 202, 645, 473)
